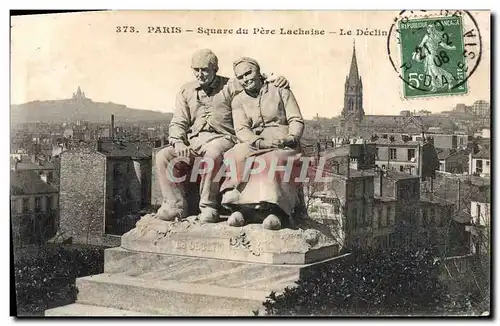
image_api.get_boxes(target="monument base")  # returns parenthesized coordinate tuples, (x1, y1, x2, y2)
(45, 216, 346, 316)
(121, 214, 340, 264)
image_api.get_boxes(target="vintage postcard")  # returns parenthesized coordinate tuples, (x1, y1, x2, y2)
(10, 10, 491, 317)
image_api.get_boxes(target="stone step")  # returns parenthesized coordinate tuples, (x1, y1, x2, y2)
(75, 273, 268, 316)
(44, 303, 155, 316)
(105, 247, 301, 292)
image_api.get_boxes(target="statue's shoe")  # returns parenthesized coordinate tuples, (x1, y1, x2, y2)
(153, 200, 187, 221)
(199, 207, 220, 223)
(221, 189, 241, 205)
(262, 214, 282, 230)
(154, 207, 186, 221)
(227, 211, 245, 227)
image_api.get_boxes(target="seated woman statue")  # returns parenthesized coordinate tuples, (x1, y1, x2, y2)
(220, 57, 305, 230)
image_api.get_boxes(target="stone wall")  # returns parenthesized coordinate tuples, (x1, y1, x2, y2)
(151, 146, 165, 207)
(59, 150, 106, 244)
(433, 134, 457, 150)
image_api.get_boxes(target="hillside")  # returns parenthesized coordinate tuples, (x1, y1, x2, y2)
(10, 98, 173, 124)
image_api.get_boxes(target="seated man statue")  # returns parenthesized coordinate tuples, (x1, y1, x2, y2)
(154, 49, 289, 223)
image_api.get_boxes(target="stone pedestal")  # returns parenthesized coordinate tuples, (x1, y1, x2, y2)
(45, 215, 345, 316)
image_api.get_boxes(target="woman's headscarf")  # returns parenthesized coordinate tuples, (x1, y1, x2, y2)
(233, 57, 261, 73)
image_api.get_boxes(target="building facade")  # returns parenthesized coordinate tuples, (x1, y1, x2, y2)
(469, 148, 490, 177)
(372, 138, 439, 179)
(10, 170, 59, 246)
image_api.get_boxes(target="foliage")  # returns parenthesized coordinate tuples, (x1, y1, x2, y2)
(261, 248, 487, 316)
(439, 255, 490, 315)
(13, 244, 105, 315)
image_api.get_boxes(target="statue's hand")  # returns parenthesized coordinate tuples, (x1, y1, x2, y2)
(265, 73, 290, 88)
(282, 135, 297, 148)
(258, 139, 278, 149)
(272, 135, 297, 148)
(272, 138, 284, 148)
(174, 142, 191, 158)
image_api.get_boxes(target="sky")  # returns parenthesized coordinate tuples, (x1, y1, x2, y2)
(10, 10, 490, 119)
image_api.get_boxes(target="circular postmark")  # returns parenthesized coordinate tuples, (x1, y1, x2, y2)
(386, 10, 482, 98)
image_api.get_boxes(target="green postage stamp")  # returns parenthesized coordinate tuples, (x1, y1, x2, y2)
(398, 16, 467, 98)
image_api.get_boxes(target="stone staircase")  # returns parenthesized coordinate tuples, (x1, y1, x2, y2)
(45, 247, 347, 316)
(45, 217, 345, 316)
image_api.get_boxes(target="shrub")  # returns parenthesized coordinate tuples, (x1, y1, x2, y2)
(262, 248, 449, 316)
(14, 244, 105, 315)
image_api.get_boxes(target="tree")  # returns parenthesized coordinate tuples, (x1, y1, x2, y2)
(303, 175, 348, 249)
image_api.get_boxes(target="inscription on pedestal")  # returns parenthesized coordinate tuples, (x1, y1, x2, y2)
(172, 239, 224, 253)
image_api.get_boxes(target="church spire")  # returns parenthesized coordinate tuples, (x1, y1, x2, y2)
(341, 39, 364, 132)
(347, 40, 360, 84)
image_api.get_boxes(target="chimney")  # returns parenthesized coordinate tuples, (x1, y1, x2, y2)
(379, 169, 383, 197)
(111, 114, 115, 139)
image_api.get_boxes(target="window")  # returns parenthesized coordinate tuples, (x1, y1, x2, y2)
(430, 208, 435, 224)
(47, 171, 53, 183)
(438, 210, 445, 227)
(334, 203, 340, 214)
(11, 199, 17, 213)
(126, 188, 132, 199)
(407, 149, 415, 161)
(476, 203, 481, 221)
(400, 166, 404, 172)
(388, 234, 394, 247)
(347, 127, 352, 132)
(375, 148, 379, 159)
(486, 161, 490, 167)
(390, 148, 397, 160)
(476, 160, 483, 173)
(459, 137, 464, 145)
(22, 198, 30, 213)
(362, 205, 367, 226)
(422, 209, 428, 224)
(34, 197, 42, 213)
(113, 163, 121, 178)
(46, 195, 54, 210)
